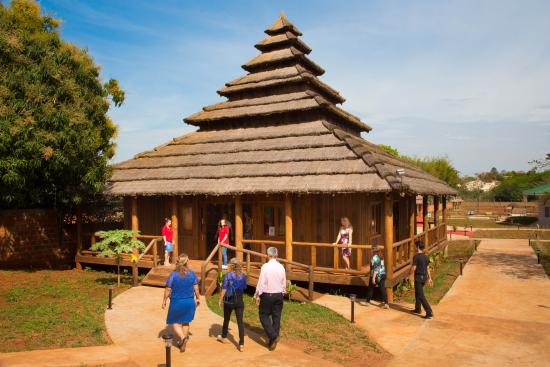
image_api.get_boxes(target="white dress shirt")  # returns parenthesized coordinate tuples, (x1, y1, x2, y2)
(255, 258, 286, 296)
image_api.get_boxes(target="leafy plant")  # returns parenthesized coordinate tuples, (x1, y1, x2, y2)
(287, 281, 297, 301)
(90, 230, 144, 286)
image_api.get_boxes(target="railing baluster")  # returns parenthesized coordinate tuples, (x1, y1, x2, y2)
(246, 252, 251, 275)
(333, 246, 339, 269)
(311, 246, 317, 267)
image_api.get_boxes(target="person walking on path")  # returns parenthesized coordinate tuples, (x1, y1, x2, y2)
(254, 247, 286, 351)
(409, 241, 433, 319)
(162, 254, 201, 352)
(162, 218, 174, 266)
(218, 219, 230, 268)
(333, 217, 353, 269)
(366, 246, 389, 309)
(217, 258, 248, 352)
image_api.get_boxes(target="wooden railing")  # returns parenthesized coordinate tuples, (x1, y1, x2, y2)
(200, 243, 221, 295)
(291, 241, 381, 271)
(201, 242, 316, 301)
(392, 238, 412, 272)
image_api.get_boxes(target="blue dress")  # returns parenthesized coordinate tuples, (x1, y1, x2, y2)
(166, 270, 198, 324)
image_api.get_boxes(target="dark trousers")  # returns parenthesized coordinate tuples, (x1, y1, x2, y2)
(222, 302, 245, 346)
(414, 278, 433, 315)
(366, 274, 388, 304)
(259, 293, 283, 341)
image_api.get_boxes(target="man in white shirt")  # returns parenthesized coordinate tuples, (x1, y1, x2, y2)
(254, 246, 286, 351)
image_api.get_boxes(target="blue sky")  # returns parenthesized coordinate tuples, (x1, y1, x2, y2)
(33, 0, 550, 175)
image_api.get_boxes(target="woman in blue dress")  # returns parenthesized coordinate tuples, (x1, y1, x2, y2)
(162, 254, 200, 352)
(216, 258, 248, 352)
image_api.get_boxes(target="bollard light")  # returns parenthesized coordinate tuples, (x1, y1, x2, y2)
(162, 334, 173, 367)
(350, 294, 357, 323)
(108, 285, 113, 310)
(459, 258, 464, 275)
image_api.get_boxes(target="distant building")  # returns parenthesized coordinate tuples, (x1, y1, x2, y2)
(523, 184, 550, 227)
(464, 179, 499, 192)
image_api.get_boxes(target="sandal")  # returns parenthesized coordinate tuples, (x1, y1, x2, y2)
(179, 336, 189, 352)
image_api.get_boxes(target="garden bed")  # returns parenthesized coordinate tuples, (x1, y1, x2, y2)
(0, 269, 130, 352)
(207, 292, 389, 366)
(395, 240, 478, 305)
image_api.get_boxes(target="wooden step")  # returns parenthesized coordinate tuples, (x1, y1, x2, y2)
(141, 266, 219, 296)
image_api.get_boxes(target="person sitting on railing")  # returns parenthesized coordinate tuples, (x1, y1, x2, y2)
(333, 217, 353, 269)
(366, 246, 389, 309)
(162, 218, 174, 266)
(217, 258, 247, 352)
(218, 219, 230, 269)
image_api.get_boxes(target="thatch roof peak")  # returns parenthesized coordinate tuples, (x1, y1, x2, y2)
(266, 12, 302, 36)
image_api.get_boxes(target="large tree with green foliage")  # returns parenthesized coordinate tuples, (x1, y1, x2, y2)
(378, 144, 461, 188)
(0, 0, 124, 211)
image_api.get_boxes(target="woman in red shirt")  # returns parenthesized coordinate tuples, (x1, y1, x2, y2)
(162, 218, 174, 266)
(218, 219, 229, 268)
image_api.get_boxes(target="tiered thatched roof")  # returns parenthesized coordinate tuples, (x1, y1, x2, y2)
(105, 13, 456, 197)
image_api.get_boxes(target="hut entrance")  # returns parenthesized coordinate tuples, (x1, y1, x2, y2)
(205, 203, 235, 256)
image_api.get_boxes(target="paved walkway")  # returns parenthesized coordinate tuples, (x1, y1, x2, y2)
(316, 239, 550, 367)
(105, 286, 339, 367)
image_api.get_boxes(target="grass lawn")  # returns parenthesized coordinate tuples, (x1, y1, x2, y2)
(447, 218, 510, 229)
(395, 240, 477, 305)
(531, 241, 550, 277)
(207, 293, 388, 366)
(0, 269, 130, 352)
(471, 230, 550, 239)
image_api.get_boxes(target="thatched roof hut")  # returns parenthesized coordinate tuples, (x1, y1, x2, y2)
(105, 13, 455, 198)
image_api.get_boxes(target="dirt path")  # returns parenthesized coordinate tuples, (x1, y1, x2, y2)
(105, 286, 339, 367)
(316, 239, 550, 367)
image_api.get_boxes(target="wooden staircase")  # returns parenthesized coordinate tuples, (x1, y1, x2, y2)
(141, 261, 219, 296)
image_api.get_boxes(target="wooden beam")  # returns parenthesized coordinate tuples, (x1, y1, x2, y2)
(409, 195, 416, 261)
(76, 205, 83, 252)
(442, 195, 448, 239)
(171, 197, 179, 258)
(235, 195, 243, 261)
(383, 194, 394, 303)
(131, 196, 139, 236)
(433, 196, 440, 226)
(285, 194, 293, 270)
(422, 196, 429, 247)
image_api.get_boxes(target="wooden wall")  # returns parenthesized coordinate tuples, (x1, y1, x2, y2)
(124, 192, 413, 268)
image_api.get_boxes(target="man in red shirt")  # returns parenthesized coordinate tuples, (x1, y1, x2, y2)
(218, 219, 229, 268)
(162, 218, 174, 266)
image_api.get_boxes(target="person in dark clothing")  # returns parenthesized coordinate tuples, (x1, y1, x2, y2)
(409, 241, 434, 319)
(217, 258, 247, 352)
(366, 246, 389, 308)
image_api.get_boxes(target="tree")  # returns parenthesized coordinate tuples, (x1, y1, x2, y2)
(530, 153, 550, 172)
(491, 170, 550, 202)
(378, 145, 461, 187)
(404, 156, 462, 188)
(0, 0, 124, 211)
(90, 230, 145, 286)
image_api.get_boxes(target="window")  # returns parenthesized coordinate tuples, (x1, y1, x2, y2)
(545, 206, 550, 218)
(371, 203, 382, 235)
(263, 205, 285, 237)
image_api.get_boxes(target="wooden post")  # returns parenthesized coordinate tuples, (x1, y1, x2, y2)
(217, 245, 222, 272)
(261, 243, 266, 263)
(308, 266, 314, 301)
(76, 205, 83, 252)
(311, 246, 317, 267)
(433, 196, 440, 226)
(285, 194, 293, 271)
(153, 239, 158, 268)
(383, 194, 394, 303)
(409, 195, 416, 261)
(442, 195, 448, 238)
(246, 252, 251, 275)
(356, 247, 363, 271)
(333, 247, 339, 269)
(131, 197, 139, 234)
(235, 196, 243, 261)
(423, 196, 429, 247)
(171, 197, 178, 259)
